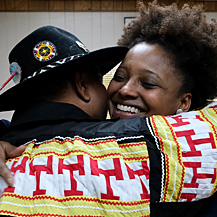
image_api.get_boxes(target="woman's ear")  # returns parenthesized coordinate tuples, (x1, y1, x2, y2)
(74, 71, 91, 102)
(178, 93, 192, 112)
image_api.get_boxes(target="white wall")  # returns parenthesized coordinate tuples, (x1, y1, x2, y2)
(0, 11, 216, 121)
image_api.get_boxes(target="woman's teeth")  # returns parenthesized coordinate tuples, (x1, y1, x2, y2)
(117, 104, 140, 114)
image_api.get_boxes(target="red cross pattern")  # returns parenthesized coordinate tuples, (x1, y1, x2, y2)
(126, 161, 150, 199)
(58, 155, 85, 196)
(170, 113, 217, 201)
(3, 154, 150, 200)
(4, 156, 29, 193)
(29, 155, 53, 196)
(90, 158, 150, 200)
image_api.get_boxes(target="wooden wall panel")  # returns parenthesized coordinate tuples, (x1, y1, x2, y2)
(0, 1, 5, 11)
(50, 0, 65, 11)
(114, 0, 123, 11)
(92, 0, 100, 11)
(0, 0, 217, 12)
(14, 0, 28, 11)
(204, 2, 217, 12)
(65, 0, 74, 11)
(123, 1, 136, 11)
(29, 0, 49, 11)
(74, 0, 91, 11)
(177, 1, 196, 8)
(101, 0, 113, 11)
(5, 0, 15, 11)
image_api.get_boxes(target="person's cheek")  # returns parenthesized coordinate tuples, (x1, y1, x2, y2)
(100, 86, 109, 119)
(107, 81, 117, 109)
(107, 93, 114, 118)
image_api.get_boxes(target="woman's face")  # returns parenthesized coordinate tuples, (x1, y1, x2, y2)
(108, 42, 189, 119)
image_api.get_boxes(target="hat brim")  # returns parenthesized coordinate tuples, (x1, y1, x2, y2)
(0, 46, 128, 111)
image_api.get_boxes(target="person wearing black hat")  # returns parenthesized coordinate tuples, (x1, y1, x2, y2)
(0, 25, 128, 114)
(0, 25, 141, 216)
(0, 25, 217, 217)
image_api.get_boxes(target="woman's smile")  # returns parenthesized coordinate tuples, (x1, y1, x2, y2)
(107, 42, 187, 119)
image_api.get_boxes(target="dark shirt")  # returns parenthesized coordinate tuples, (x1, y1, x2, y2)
(11, 101, 91, 126)
(3, 101, 92, 146)
(0, 119, 10, 137)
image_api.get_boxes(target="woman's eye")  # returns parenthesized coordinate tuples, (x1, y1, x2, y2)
(113, 74, 126, 82)
(141, 82, 157, 89)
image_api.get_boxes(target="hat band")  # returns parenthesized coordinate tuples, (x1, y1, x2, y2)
(23, 54, 85, 82)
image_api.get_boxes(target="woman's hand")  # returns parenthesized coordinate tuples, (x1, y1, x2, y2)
(0, 142, 25, 186)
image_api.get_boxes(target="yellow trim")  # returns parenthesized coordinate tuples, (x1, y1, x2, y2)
(198, 107, 217, 196)
(150, 115, 185, 202)
(0, 193, 150, 217)
(8, 139, 149, 163)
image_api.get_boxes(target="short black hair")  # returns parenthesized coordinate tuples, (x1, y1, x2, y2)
(30, 66, 73, 103)
(25, 65, 102, 105)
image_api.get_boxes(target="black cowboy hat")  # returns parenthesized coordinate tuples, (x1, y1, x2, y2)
(0, 25, 128, 111)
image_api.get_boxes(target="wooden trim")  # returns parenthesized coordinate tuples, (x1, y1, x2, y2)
(0, 0, 217, 12)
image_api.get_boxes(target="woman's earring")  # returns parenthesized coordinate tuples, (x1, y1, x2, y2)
(176, 108, 183, 114)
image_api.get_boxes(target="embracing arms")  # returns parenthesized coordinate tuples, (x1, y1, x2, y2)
(0, 142, 25, 186)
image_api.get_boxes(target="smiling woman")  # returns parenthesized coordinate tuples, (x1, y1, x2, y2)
(107, 0, 217, 119)
(108, 42, 190, 119)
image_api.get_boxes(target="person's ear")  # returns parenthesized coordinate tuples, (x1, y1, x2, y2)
(178, 93, 192, 112)
(74, 71, 91, 102)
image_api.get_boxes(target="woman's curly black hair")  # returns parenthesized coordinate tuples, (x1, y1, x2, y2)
(118, 1, 217, 110)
